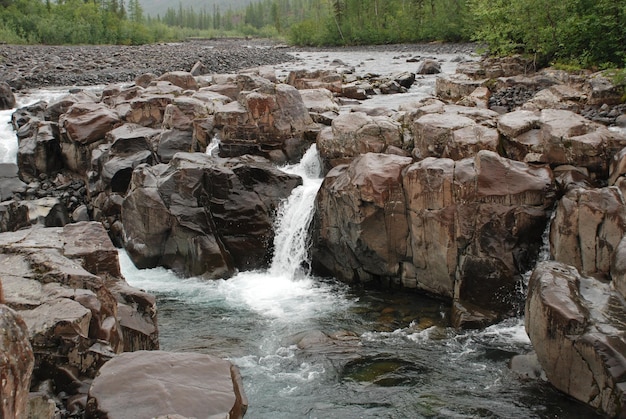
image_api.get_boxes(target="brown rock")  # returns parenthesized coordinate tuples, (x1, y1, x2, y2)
(86, 351, 248, 419)
(526, 261, 626, 417)
(550, 186, 626, 279)
(0, 305, 34, 419)
(156, 71, 198, 91)
(312, 153, 413, 283)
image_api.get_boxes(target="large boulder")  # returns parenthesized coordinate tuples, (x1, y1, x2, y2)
(122, 152, 302, 277)
(312, 151, 555, 325)
(0, 81, 16, 110)
(410, 104, 500, 160)
(526, 261, 626, 417)
(0, 304, 34, 418)
(0, 163, 27, 201)
(312, 153, 413, 283)
(317, 112, 404, 168)
(550, 186, 626, 279)
(16, 120, 63, 181)
(59, 102, 121, 175)
(214, 83, 316, 162)
(498, 109, 626, 180)
(86, 351, 247, 419)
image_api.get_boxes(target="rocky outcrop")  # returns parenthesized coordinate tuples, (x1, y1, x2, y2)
(317, 112, 404, 168)
(0, 222, 158, 415)
(498, 109, 626, 179)
(526, 261, 626, 417)
(0, 304, 34, 418)
(550, 186, 626, 280)
(313, 151, 556, 326)
(214, 82, 317, 163)
(409, 104, 500, 160)
(86, 351, 248, 419)
(122, 152, 301, 277)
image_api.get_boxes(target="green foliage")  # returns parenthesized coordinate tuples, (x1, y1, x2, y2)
(469, 0, 626, 68)
(0, 0, 622, 70)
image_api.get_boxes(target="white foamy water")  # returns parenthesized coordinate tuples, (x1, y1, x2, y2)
(122, 144, 350, 320)
(0, 87, 104, 164)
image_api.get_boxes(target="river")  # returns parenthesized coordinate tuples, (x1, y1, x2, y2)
(0, 48, 603, 418)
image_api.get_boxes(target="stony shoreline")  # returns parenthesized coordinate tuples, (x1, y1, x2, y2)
(0, 39, 477, 90)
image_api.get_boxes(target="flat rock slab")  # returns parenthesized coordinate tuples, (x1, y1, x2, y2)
(86, 351, 247, 419)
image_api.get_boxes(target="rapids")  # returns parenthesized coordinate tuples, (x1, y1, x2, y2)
(0, 50, 604, 418)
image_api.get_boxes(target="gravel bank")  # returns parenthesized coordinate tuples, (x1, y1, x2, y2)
(0, 39, 296, 90)
(0, 39, 477, 90)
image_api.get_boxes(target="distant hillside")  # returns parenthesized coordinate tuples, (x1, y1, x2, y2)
(139, 0, 255, 18)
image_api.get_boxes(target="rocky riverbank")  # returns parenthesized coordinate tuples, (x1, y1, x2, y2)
(0, 39, 478, 91)
(0, 40, 625, 417)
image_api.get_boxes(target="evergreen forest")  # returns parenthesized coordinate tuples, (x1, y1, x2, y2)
(0, 0, 624, 68)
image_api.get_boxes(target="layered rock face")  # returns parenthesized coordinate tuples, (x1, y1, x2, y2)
(526, 261, 626, 417)
(0, 222, 158, 414)
(313, 151, 555, 325)
(122, 152, 301, 278)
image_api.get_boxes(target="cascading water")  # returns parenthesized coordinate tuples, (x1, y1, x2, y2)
(119, 145, 600, 418)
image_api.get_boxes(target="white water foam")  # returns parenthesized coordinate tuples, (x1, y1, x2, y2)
(121, 144, 350, 321)
(0, 87, 104, 164)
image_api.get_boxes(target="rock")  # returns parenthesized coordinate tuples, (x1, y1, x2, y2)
(0, 81, 16, 110)
(214, 82, 316, 161)
(526, 261, 626, 417)
(62, 221, 121, 277)
(550, 186, 626, 279)
(416, 59, 441, 75)
(457, 86, 491, 109)
(25, 197, 70, 227)
(60, 102, 121, 146)
(317, 112, 403, 168)
(313, 150, 556, 322)
(286, 69, 343, 94)
(436, 74, 486, 102)
(313, 153, 413, 283)
(59, 103, 122, 175)
(0, 224, 158, 415)
(609, 147, 626, 186)
(115, 88, 178, 128)
(586, 72, 624, 106)
(122, 153, 301, 277)
(299, 88, 340, 114)
(0, 200, 30, 232)
(393, 71, 416, 89)
(16, 120, 63, 181)
(611, 237, 626, 301)
(86, 351, 248, 419)
(411, 105, 499, 160)
(134, 73, 157, 88)
(156, 71, 198, 91)
(0, 305, 34, 419)
(157, 129, 194, 163)
(0, 163, 27, 201)
(163, 96, 213, 132)
(90, 123, 159, 199)
(616, 114, 626, 128)
(499, 109, 626, 179)
(190, 60, 207, 76)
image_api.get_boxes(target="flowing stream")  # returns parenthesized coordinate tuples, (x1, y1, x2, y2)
(1, 54, 604, 418)
(119, 147, 600, 418)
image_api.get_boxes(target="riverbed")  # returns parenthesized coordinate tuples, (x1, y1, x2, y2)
(0, 44, 603, 418)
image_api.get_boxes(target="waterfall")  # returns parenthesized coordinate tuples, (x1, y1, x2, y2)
(205, 135, 220, 157)
(269, 144, 323, 278)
